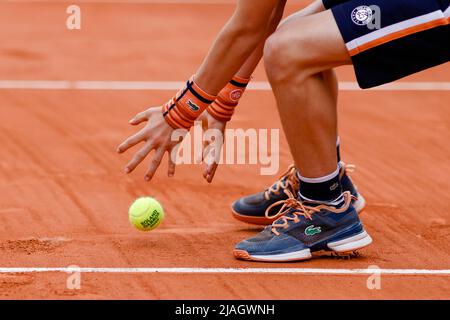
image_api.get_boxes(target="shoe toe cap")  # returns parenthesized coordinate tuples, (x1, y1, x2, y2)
(232, 192, 287, 217)
(231, 196, 266, 216)
(235, 230, 306, 255)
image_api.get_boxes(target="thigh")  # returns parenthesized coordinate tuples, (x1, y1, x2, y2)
(274, 9, 352, 71)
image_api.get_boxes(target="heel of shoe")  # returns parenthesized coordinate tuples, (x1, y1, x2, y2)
(353, 193, 366, 214)
(327, 230, 372, 252)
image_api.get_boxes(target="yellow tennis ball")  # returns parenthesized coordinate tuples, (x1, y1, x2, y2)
(128, 197, 164, 231)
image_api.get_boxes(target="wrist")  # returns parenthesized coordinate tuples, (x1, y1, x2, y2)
(207, 75, 251, 122)
(162, 75, 216, 129)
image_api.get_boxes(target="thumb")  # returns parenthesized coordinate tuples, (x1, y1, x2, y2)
(129, 110, 151, 125)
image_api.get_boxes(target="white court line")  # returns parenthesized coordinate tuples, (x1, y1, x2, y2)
(0, 80, 449, 91)
(0, 267, 450, 275)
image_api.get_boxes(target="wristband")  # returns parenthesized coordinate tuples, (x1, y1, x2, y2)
(207, 75, 250, 122)
(162, 75, 216, 129)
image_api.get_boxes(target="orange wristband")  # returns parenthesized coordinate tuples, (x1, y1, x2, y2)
(163, 75, 216, 129)
(207, 75, 250, 122)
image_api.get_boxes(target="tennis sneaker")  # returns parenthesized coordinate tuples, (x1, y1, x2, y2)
(233, 191, 372, 262)
(231, 162, 366, 225)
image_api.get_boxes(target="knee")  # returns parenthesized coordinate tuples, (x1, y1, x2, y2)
(264, 33, 309, 83)
(264, 35, 292, 83)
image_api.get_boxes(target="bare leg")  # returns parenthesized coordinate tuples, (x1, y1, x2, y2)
(233, 10, 374, 261)
(235, 0, 327, 79)
(264, 10, 350, 178)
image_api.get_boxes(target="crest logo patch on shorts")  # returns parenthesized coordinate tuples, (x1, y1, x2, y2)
(351, 5, 374, 26)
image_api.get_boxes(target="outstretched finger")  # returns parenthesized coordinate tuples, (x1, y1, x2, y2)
(125, 142, 153, 173)
(193, 117, 209, 164)
(117, 130, 146, 153)
(202, 144, 220, 182)
(204, 160, 219, 183)
(195, 139, 210, 165)
(167, 149, 176, 177)
(129, 110, 151, 125)
(144, 147, 165, 181)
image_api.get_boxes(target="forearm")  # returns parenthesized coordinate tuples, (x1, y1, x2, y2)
(206, 0, 326, 123)
(195, 0, 279, 94)
(236, 0, 287, 78)
(197, 28, 262, 92)
(237, 0, 325, 79)
(162, 0, 325, 129)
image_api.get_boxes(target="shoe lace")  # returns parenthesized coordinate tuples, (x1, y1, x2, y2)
(263, 165, 299, 200)
(263, 162, 356, 221)
(340, 162, 356, 178)
(268, 191, 355, 236)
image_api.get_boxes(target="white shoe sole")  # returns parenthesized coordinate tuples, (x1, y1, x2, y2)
(234, 248, 312, 262)
(234, 230, 372, 262)
(327, 230, 373, 252)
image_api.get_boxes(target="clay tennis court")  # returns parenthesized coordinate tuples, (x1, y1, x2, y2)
(0, 0, 449, 299)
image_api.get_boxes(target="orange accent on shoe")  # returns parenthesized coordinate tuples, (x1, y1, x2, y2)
(163, 75, 217, 129)
(264, 165, 298, 201)
(233, 249, 253, 261)
(261, 165, 299, 220)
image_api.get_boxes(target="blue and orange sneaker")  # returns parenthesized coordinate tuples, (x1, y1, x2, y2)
(233, 192, 372, 262)
(231, 162, 365, 225)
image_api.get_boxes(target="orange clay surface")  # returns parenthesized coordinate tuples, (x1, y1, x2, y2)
(0, 1, 449, 299)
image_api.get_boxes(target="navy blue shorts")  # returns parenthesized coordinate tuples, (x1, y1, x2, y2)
(323, 0, 450, 88)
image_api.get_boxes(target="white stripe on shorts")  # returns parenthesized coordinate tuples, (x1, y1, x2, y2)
(346, 10, 447, 52)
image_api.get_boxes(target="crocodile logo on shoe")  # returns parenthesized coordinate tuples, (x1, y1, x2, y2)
(305, 225, 322, 236)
